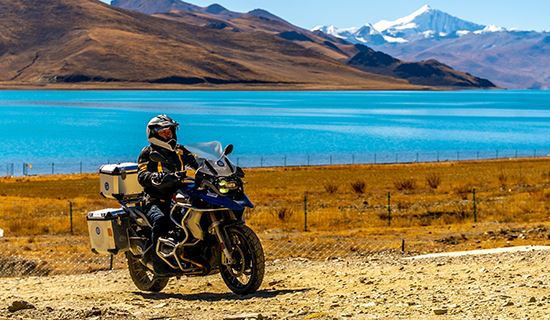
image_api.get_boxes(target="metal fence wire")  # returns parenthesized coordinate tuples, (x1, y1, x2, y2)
(1, 162, 549, 278)
(4, 149, 550, 176)
(0, 196, 409, 277)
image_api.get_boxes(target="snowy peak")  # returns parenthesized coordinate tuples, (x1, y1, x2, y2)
(311, 5, 505, 45)
(374, 4, 432, 32)
(374, 5, 485, 41)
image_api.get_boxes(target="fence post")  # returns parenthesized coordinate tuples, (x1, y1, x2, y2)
(80, 161, 83, 174)
(473, 188, 477, 224)
(496, 149, 499, 159)
(416, 153, 419, 163)
(395, 153, 398, 163)
(51, 162, 55, 175)
(374, 153, 377, 164)
(401, 239, 405, 254)
(476, 151, 479, 160)
(303, 193, 308, 232)
(260, 157, 264, 167)
(387, 192, 391, 227)
(307, 155, 310, 166)
(352, 154, 355, 165)
(329, 155, 333, 165)
(437, 151, 439, 162)
(109, 254, 114, 270)
(534, 149, 537, 157)
(69, 201, 73, 234)
(283, 156, 287, 167)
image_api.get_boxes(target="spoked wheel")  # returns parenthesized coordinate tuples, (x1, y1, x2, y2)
(126, 252, 169, 292)
(220, 225, 265, 295)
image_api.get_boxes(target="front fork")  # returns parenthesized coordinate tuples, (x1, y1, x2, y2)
(208, 212, 235, 266)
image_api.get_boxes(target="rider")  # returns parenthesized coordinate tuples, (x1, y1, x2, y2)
(137, 114, 198, 276)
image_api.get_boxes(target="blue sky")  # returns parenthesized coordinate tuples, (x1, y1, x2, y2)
(102, 0, 550, 31)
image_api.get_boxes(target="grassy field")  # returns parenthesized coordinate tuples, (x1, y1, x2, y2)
(0, 157, 549, 272)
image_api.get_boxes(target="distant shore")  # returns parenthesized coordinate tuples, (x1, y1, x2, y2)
(0, 81, 477, 91)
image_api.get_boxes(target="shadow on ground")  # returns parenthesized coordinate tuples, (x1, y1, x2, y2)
(134, 288, 311, 301)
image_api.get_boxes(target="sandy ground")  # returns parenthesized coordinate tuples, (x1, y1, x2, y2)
(2, 247, 550, 320)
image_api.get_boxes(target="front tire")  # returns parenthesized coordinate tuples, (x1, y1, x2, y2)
(126, 252, 169, 292)
(220, 225, 265, 295)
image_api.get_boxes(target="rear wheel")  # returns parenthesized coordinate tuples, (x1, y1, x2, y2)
(220, 225, 265, 295)
(126, 252, 169, 292)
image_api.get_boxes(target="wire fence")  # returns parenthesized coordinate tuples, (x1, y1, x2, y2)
(4, 148, 550, 176)
(1, 161, 549, 278)
(0, 198, 403, 277)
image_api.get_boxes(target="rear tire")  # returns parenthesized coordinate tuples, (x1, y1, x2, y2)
(126, 252, 169, 292)
(220, 225, 265, 295)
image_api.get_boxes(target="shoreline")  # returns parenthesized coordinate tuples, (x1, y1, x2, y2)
(0, 82, 500, 91)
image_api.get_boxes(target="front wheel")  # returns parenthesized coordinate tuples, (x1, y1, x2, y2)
(220, 225, 265, 295)
(126, 252, 169, 292)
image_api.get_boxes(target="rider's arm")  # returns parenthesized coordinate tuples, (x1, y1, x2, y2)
(138, 146, 178, 190)
(178, 146, 199, 171)
(137, 146, 157, 188)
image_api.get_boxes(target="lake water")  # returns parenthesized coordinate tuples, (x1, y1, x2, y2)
(0, 90, 549, 174)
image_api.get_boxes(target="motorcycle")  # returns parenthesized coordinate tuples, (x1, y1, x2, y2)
(90, 142, 264, 294)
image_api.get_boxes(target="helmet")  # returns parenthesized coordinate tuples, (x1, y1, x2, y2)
(146, 114, 179, 151)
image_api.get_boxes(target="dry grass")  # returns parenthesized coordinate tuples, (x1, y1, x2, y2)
(350, 180, 366, 194)
(0, 159, 549, 269)
(394, 178, 417, 191)
(0, 157, 548, 242)
(324, 183, 339, 194)
(425, 173, 442, 189)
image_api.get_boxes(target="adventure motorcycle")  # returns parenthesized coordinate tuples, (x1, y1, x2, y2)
(88, 142, 264, 294)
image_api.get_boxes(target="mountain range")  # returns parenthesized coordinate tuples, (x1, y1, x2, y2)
(0, 0, 494, 89)
(313, 5, 550, 89)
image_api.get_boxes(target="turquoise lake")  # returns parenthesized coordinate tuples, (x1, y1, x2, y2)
(0, 90, 549, 174)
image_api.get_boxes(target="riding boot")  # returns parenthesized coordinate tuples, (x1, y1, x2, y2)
(141, 244, 179, 277)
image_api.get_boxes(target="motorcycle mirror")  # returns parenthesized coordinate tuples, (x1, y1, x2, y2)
(150, 151, 168, 163)
(223, 144, 234, 156)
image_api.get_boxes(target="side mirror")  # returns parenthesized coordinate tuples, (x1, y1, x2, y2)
(223, 144, 234, 156)
(150, 151, 168, 163)
(236, 166, 245, 178)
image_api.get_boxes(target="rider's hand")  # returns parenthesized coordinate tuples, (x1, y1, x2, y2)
(150, 172, 166, 185)
(174, 171, 187, 180)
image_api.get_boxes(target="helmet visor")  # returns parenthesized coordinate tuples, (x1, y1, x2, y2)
(155, 127, 174, 140)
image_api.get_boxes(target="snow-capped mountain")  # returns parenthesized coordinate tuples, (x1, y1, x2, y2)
(313, 5, 494, 45)
(313, 5, 550, 89)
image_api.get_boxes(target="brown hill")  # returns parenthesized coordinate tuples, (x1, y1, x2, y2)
(114, 0, 495, 89)
(0, 0, 494, 89)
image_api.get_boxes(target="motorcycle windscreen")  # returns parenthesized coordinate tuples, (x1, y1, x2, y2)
(185, 141, 236, 177)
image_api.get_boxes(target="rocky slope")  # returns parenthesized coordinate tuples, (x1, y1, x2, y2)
(0, 0, 494, 89)
(0, 0, 407, 89)
(113, 0, 495, 88)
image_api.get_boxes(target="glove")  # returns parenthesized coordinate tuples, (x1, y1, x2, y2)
(174, 171, 187, 180)
(151, 172, 179, 191)
(150, 172, 166, 185)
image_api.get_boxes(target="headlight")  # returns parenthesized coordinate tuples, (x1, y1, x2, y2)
(218, 179, 238, 189)
(219, 187, 229, 194)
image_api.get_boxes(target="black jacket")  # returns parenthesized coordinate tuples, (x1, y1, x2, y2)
(137, 144, 198, 201)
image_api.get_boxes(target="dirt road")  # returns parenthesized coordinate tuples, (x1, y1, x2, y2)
(2, 248, 550, 320)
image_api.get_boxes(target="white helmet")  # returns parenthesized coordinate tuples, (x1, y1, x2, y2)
(146, 115, 179, 151)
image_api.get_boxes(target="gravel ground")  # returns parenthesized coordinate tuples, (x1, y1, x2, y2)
(2, 248, 550, 320)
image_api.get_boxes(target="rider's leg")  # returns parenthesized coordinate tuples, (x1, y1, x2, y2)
(142, 204, 178, 276)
